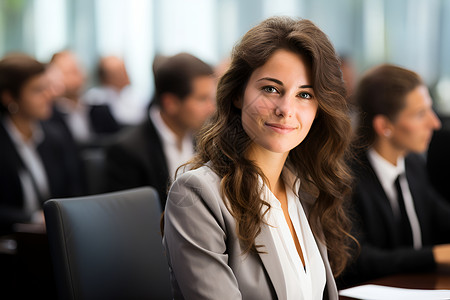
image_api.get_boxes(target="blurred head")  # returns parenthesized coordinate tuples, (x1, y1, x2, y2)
(0, 53, 53, 120)
(98, 55, 130, 90)
(50, 50, 85, 100)
(46, 64, 65, 99)
(153, 52, 216, 131)
(355, 64, 441, 154)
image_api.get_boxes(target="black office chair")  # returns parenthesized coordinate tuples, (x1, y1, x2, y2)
(43, 187, 172, 300)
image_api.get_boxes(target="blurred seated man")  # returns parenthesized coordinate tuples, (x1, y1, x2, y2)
(339, 64, 450, 288)
(48, 50, 92, 145)
(83, 55, 146, 135)
(0, 53, 85, 236)
(105, 53, 216, 206)
(427, 128, 450, 201)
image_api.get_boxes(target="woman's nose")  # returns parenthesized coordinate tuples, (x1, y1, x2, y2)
(274, 96, 293, 118)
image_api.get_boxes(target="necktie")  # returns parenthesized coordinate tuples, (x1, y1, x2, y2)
(394, 175, 413, 246)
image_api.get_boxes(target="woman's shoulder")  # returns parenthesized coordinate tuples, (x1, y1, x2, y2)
(175, 164, 220, 184)
(168, 164, 222, 207)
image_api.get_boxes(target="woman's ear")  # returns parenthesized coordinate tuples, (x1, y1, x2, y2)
(233, 97, 242, 109)
(1, 90, 14, 107)
(373, 115, 393, 138)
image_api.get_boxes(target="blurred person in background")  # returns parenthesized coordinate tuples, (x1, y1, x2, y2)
(48, 50, 92, 145)
(0, 53, 88, 299)
(105, 52, 216, 206)
(83, 55, 146, 136)
(427, 128, 450, 202)
(339, 64, 450, 288)
(0, 53, 85, 235)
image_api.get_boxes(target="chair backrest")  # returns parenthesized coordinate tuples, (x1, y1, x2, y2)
(43, 187, 172, 300)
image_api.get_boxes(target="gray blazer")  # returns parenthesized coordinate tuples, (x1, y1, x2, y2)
(163, 165, 338, 300)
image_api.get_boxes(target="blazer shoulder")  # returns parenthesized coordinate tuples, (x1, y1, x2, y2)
(168, 166, 222, 208)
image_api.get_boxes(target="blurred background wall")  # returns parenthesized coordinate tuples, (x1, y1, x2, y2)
(1, 0, 449, 114)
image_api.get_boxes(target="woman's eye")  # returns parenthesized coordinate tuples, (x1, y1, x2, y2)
(299, 92, 312, 99)
(262, 86, 278, 94)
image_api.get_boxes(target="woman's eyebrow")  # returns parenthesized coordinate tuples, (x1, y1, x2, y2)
(256, 77, 313, 89)
(257, 77, 283, 85)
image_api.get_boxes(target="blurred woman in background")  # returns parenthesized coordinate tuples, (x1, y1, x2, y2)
(0, 53, 84, 236)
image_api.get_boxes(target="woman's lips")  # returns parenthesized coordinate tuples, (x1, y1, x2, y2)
(265, 122, 297, 134)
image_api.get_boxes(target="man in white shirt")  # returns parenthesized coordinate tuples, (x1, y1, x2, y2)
(105, 52, 216, 206)
(48, 50, 92, 145)
(83, 55, 147, 134)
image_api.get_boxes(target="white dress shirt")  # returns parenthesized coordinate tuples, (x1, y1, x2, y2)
(54, 97, 91, 143)
(83, 85, 146, 125)
(149, 106, 194, 180)
(262, 168, 326, 300)
(367, 148, 422, 249)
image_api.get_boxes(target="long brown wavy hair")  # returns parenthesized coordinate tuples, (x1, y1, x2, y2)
(180, 17, 354, 277)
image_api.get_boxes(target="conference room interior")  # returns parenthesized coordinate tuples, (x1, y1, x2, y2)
(1, 0, 450, 299)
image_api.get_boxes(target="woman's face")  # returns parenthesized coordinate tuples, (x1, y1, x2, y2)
(16, 73, 53, 120)
(388, 85, 441, 153)
(237, 49, 318, 155)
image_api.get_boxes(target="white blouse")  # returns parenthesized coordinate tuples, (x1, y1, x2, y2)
(262, 169, 326, 300)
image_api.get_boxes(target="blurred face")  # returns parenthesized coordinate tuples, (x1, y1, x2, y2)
(176, 75, 216, 131)
(53, 52, 85, 98)
(389, 85, 441, 153)
(16, 73, 53, 120)
(238, 49, 318, 155)
(102, 56, 130, 90)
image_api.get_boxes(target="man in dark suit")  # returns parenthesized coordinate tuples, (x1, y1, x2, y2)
(427, 128, 450, 201)
(339, 64, 450, 288)
(83, 55, 147, 135)
(105, 53, 216, 206)
(47, 50, 93, 145)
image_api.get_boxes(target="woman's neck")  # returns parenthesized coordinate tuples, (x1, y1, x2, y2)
(9, 114, 34, 141)
(247, 145, 288, 194)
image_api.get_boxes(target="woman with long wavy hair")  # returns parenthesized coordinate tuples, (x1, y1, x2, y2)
(162, 16, 354, 300)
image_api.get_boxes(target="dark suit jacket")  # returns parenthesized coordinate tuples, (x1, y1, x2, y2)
(0, 119, 85, 235)
(427, 129, 450, 201)
(105, 115, 170, 207)
(49, 102, 122, 143)
(339, 151, 450, 288)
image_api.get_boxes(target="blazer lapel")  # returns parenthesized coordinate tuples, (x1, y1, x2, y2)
(255, 223, 287, 300)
